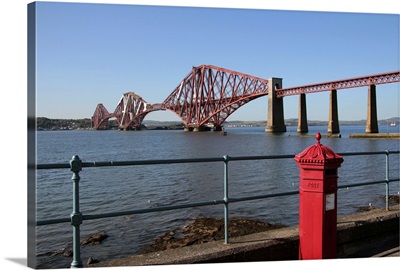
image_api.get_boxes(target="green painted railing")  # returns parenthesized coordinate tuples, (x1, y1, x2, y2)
(36, 150, 399, 268)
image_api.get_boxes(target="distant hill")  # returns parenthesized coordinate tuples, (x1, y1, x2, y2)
(36, 117, 92, 130)
(35, 116, 399, 130)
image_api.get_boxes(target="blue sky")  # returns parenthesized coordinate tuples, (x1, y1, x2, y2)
(35, 2, 399, 122)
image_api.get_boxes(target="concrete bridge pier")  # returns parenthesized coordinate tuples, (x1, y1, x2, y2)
(213, 125, 223, 132)
(193, 125, 211, 132)
(184, 125, 221, 132)
(265, 78, 286, 133)
(366, 84, 379, 133)
(297, 93, 308, 133)
(328, 89, 340, 134)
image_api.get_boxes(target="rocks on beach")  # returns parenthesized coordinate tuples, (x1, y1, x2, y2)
(142, 216, 286, 253)
(81, 231, 108, 246)
(41, 231, 109, 258)
(356, 195, 399, 212)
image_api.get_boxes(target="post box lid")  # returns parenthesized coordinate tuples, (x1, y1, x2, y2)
(294, 132, 343, 166)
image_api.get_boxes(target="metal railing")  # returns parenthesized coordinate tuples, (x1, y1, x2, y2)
(35, 150, 399, 268)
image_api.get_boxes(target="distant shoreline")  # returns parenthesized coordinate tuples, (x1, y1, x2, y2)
(34, 117, 399, 131)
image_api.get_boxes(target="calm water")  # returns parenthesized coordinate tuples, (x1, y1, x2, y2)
(35, 125, 400, 268)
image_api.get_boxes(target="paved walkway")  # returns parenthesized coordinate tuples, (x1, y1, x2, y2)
(372, 246, 400, 257)
(88, 206, 398, 268)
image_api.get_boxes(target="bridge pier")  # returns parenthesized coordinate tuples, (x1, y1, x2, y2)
(297, 93, 308, 133)
(184, 125, 222, 132)
(193, 126, 211, 132)
(184, 125, 212, 132)
(265, 78, 286, 133)
(366, 84, 379, 133)
(328, 90, 340, 135)
(213, 125, 223, 132)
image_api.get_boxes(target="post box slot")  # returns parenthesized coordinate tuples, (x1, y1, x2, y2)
(324, 169, 336, 176)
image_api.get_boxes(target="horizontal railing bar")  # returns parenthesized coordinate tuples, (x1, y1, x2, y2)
(36, 163, 70, 170)
(227, 154, 295, 161)
(81, 157, 224, 167)
(338, 150, 400, 156)
(37, 157, 224, 170)
(230, 190, 299, 203)
(36, 217, 71, 226)
(36, 199, 224, 226)
(338, 178, 399, 189)
(36, 150, 400, 170)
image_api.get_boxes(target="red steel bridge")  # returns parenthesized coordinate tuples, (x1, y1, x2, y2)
(91, 65, 400, 133)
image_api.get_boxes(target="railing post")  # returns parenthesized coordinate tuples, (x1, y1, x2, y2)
(70, 155, 83, 268)
(385, 151, 390, 211)
(223, 155, 230, 244)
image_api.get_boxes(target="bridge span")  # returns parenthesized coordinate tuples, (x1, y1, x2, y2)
(91, 65, 399, 134)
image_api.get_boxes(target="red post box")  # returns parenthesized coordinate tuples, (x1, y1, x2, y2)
(294, 132, 343, 260)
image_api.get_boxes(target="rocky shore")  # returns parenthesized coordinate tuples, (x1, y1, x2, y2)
(141, 216, 286, 254)
(141, 196, 399, 254)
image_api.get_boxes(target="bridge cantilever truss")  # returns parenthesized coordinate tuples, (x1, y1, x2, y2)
(113, 92, 152, 130)
(91, 65, 270, 130)
(91, 92, 165, 130)
(163, 65, 270, 130)
(91, 103, 113, 130)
